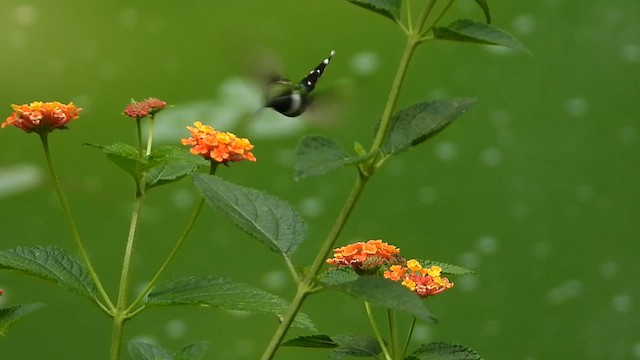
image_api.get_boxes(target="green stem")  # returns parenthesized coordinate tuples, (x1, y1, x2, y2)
(422, 0, 454, 35)
(109, 192, 144, 360)
(145, 118, 155, 156)
(260, 175, 369, 360)
(136, 118, 143, 156)
(126, 162, 217, 314)
(401, 317, 417, 358)
(38, 133, 113, 313)
(260, 3, 434, 357)
(388, 309, 399, 358)
(366, 302, 393, 360)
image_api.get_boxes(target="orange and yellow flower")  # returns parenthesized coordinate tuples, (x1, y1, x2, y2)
(327, 239, 401, 273)
(123, 97, 167, 119)
(384, 259, 454, 297)
(181, 121, 256, 163)
(2, 101, 81, 134)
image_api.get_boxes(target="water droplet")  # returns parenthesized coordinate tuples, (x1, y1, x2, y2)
(417, 186, 437, 204)
(512, 14, 536, 35)
(46, 58, 66, 76)
(533, 242, 551, 260)
(299, 197, 325, 218)
(479, 148, 503, 167)
(410, 324, 433, 343)
(477, 235, 499, 255)
(349, 52, 380, 76)
(434, 141, 458, 162)
(261, 270, 288, 290)
(620, 44, 640, 63)
(611, 294, 632, 313)
(119, 8, 139, 28)
(165, 319, 187, 339)
(575, 185, 594, 203)
(599, 261, 619, 279)
(546, 279, 583, 305)
(565, 97, 590, 117)
(458, 252, 481, 269)
(7, 29, 27, 49)
(620, 126, 638, 145)
(13, 5, 39, 27)
(0, 164, 43, 198)
(632, 342, 640, 358)
(483, 319, 502, 336)
(456, 275, 479, 292)
(172, 188, 195, 210)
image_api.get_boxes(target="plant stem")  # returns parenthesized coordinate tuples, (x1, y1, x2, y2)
(366, 302, 393, 360)
(126, 162, 217, 314)
(38, 133, 113, 313)
(261, 3, 435, 356)
(260, 175, 368, 360)
(145, 119, 154, 156)
(109, 192, 144, 360)
(388, 309, 399, 358)
(401, 317, 417, 358)
(136, 118, 143, 156)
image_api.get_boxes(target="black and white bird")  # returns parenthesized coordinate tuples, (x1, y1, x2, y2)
(264, 50, 335, 117)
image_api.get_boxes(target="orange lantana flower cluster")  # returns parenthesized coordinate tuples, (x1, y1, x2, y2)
(181, 121, 256, 163)
(384, 259, 454, 297)
(123, 97, 167, 119)
(326, 239, 402, 273)
(2, 101, 82, 134)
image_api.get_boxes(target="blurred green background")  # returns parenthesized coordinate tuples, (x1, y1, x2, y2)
(1, 0, 639, 359)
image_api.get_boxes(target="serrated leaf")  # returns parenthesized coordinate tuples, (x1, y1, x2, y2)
(283, 334, 338, 348)
(145, 276, 315, 331)
(407, 341, 482, 360)
(325, 276, 436, 322)
(85, 142, 153, 179)
(128, 340, 174, 360)
(0, 303, 44, 337)
(193, 174, 306, 257)
(175, 341, 211, 360)
(146, 146, 208, 189)
(346, 0, 401, 23)
(318, 267, 359, 286)
(0, 246, 98, 300)
(418, 260, 477, 276)
(382, 99, 476, 156)
(433, 20, 529, 53)
(473, 0, 491, 23)
(330, 334, 383, 358)
(294, 135, 371, 181)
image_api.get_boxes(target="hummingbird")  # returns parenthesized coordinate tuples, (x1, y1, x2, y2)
(264, 50, 335, 117)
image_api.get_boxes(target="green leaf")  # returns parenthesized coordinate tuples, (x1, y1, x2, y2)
(283, 334, 338, 348)
(0, 303, 44, 337)
(382, 98, 476, 156)
(473, 0, 491, 23)
(128, 340, 174, 360)
(418, 260, 477, 276)
(85, 142, 154, 179)
(295, 135, 371, 181)
(146, 146, 208, 189)
(407, 341, 482, 360)
(192, 174, 306, 257)
(175, 341, 211, 360)
(330, 334, 383, 358)
(325, 276, 436, 323)
(433, 20, 529, 53)
(346, 0, 401, 23)
(0, 246, 98, 300)
(145, 276, 315, 331)
(318, 267, 359, 286)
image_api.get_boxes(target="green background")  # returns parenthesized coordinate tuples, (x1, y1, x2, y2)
(1, 0, 638, 359)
